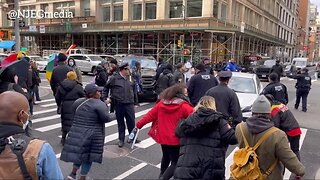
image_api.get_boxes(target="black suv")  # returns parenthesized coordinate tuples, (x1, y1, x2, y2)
(254, 59, 277, 79)
(121, 55, 158, 101)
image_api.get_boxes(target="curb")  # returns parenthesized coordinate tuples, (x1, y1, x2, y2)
(315, 168, 320, 180)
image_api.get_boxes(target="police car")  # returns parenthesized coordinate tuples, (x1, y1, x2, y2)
(228, 72, 264, 119)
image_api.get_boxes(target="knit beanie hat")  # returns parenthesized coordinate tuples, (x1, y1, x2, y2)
(58, 53, 68, 62)
(252, 95, 271, 114)
(67, 71, 77, 81)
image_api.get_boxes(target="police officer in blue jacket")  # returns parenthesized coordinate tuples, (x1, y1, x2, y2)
(295, 68, 311, 112)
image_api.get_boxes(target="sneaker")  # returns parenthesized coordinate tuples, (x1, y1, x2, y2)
(302, 109, 307, 112)
(67, 173, 76, 180)
(118, 140, 124, 148)
(294, 105, 298, 110)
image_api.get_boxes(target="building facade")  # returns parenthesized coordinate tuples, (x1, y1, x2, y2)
(0, 0, 297, 63)
(309, 3, 319, 61)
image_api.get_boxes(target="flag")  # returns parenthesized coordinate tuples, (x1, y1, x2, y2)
(46, 53, 57, 82)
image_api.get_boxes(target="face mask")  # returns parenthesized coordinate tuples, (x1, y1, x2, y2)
(20, 111, 30, 130)
(69, 62, 74, 67)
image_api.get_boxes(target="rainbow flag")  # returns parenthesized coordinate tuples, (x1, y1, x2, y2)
(46, 53, 57, 82)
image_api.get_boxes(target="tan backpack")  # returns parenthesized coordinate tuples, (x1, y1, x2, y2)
(230, 124, 278, 180)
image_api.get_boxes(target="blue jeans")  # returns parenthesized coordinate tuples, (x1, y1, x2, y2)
(73, 162, 92, 176)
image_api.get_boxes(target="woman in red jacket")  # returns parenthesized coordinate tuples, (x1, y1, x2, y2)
(136, 83, 194, 180)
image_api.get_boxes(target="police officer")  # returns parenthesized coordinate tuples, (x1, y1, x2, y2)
(295, 68, 311, 112)
(261, 73, 288, 105)
(205, 71, 242, 127)
(102, 62, 136, 147)
(188, 63, 218, 106)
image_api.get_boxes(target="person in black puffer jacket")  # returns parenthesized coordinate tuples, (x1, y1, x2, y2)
(55, 71, 85, 145)
(61, 83, 111, 180)
(174, 96, 237, 180)
(156, 64, 175, 97)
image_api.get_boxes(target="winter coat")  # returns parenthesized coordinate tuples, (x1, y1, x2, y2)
(95, 69, 108, 87)
(72, 66, 83, 83)
(262, 82, 289, 104)
(173, 70, 185, 83)
(60, 98, 111, 164)
(225, 62, 241, 72)
(270, 64, 283, 77)
(136, 97, 194, 145)
(235, 119, 305, 179)
(188, 71, 218, 106)
(270, 101, 301, 137)
(50, 63, 72, 95)
(156, 69, 175, 95)
(174, 108, 237, 180)
(55, 79, 85, 132)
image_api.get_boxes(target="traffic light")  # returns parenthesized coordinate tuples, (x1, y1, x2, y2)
(177, 39, 182, 48)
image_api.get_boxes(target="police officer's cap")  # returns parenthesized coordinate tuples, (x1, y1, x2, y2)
(218, 71, 232, 78)
(119, 62, 129, 70)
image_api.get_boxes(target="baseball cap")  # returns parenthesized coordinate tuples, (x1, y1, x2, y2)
(84, 83, 103, 94)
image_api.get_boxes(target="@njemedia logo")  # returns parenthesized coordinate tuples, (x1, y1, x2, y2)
(7, 10, 73, 20)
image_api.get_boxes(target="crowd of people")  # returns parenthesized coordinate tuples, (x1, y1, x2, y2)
(0, 53, 311, 179)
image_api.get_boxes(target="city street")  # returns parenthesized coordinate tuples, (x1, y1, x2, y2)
(32, 72, 320, 180)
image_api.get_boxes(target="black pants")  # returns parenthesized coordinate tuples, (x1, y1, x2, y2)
(114, 103, 135, 142)
(33, 85, 41, 101)
(287, 135, 301, 161)
(295, 89, 310, 111)
(160, 145, 180, 180)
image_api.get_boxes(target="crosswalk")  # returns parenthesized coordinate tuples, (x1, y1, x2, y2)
(33, 92, 309, 180)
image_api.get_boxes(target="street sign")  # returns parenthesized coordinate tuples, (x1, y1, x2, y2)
(29, 25, 37, 32)
(39, 25, 45, 33)
(21, 47, 27, 52)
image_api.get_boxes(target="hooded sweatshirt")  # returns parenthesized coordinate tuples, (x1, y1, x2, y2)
(136, 96, 194, 145)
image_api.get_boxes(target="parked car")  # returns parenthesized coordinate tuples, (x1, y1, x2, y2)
(284, 64, 298, 78)
(68, 54, 104, 74)
(99, 54, 117, 62)
(254, 59, 277, 79)
(28, 55, 47, 72)
(121, 55, 158, 101)
(228, 72, 264, 119)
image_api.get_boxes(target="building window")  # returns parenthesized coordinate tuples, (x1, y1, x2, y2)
(40, 4, 48, 12)
(146, 2, 156, 20)
(213, 0, 218, 18)
(132, 4, 142, 20)
(220, 3, 227, 20)
(103, 7, 111, 21)
(170, 0, 183, 18)
(114, 5, 123, 21)
(114, 0, 123, 2)
(187, 0, 202, 17)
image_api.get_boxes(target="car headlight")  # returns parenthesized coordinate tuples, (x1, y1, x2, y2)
(241, 105, 252, 112)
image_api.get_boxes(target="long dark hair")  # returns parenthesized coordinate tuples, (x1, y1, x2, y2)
(160, 83, 187, 100)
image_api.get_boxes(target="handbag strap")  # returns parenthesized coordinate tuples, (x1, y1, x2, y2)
(75, 98, 92, 113)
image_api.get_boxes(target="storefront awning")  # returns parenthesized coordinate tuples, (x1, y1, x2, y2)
(0, 41, 15, 49)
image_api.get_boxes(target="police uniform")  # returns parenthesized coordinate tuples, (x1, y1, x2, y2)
(205, 71, 242, 126)
(102, 62, 135, 147)
(261, 82, 288, 105)
(295, 69, 311, 112)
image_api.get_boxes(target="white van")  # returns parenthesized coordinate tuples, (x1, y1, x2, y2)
(292, 58, 308, 69)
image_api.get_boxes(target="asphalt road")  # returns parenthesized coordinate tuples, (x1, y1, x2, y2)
(33, 72, 320, 180)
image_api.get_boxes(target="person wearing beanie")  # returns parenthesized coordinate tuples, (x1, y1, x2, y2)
(50, 53, 73, 95)
(55, 71, 85, 145)
(205, 71, 242, 127)
(262, 72, 288, 105)
(187, 63, 218, 106)
(156, 63, 175, 97)
(234, 95, 305, 180)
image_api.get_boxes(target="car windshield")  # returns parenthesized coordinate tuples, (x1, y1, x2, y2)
(87, 55, 103, 61)
(228, 76, 256, 94)
(263, 60, 276, 67)
(293, 61, 307, 67)
(122, 57, 157, 70)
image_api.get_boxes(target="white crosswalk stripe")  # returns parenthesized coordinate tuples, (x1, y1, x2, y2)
(33, 108, 57, 115)
(40, 103, 58, 108)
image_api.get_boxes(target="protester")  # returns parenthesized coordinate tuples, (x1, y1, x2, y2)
(108, 59, 119, 76)
(55, 71, 85, 145)
(94, 65, 108, 87)
(265, 94, 302, 165)
(61, 83, 111, 180)
(156, 64, 175, 97)
(155, 58, 166, 81)
(30, 61, 41, 102)
(136, 83, 194, 180)
(131, 61, 143, 105)
(174, 96, 237, 179)
(270, 60, 283, 81)
(262, 73, 288, 105)
(184, 59, 193, 82)
(187, 63, 218, 106)
(203, 58, 214, 75)
(50, 53, 72, 95)
(67, 58, 83, 83)
(0, 91, 63, 179)
(173, 63, 186, 83)
(234, 95, 305, 179)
